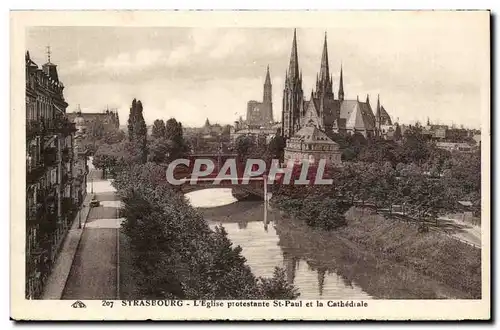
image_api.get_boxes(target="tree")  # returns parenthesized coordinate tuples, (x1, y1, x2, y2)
(103, 130, 125, 145)
(147, 138, 170, 164)
(394, 123, 402, 141)
(88, 120, 105, 139)
(235, 135, 255, 159)
(267, 133, 286, 163)
(401, 125, 430, 165)
(93, 141, 144, 177)
(126, 99, 148, 163)
(257, 267, 300, 299)
(151, 119, 166, 139)
(165, 118, 183, 141)
(113, 163, 299, 299)
(127, 99, 137, 141)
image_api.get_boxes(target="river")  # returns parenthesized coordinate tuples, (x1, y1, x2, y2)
(186, 188, 372, 300)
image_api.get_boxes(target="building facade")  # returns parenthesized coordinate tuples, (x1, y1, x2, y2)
(66, 106, 120, 138)
(25, 51, 85, 299)
(284, 124, 342, 166)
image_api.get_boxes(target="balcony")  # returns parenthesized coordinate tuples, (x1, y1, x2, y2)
(62, 147, 72, 163)
(38, 211, 58, 234)
(61, 197, 76, 217)
(36, 186, 56, 204)
(26, 163, 45, 185)
(43, 147, 58, 167)
(27, 206, 45, 224)
(26, 120, 43, 140)
(38, 117, 77, 136)
(54, 117, 77, 136)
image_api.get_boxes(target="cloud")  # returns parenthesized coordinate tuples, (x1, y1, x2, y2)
(27, 23, 487, 129)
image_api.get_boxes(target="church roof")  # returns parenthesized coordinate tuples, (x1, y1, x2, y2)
(292, 124, 338, 145)
(380, 106, 392, 124)
(339, 100, 376, 131)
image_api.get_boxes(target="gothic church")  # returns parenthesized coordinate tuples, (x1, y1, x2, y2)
(281, 29, 393, 140)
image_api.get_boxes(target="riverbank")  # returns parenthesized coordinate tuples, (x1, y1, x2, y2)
(272, 202, 481, 299)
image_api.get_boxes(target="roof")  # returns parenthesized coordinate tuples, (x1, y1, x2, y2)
(339, 100, 376, 131)
(291, 124, 338, 145)
(380, 106, 392, 125)
(66, 112, 119, 126)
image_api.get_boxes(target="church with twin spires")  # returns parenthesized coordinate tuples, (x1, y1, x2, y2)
(281, 29, 393, 140)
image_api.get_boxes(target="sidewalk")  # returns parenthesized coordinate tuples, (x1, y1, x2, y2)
(41, 193, 92, 300)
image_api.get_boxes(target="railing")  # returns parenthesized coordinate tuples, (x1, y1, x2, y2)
(27, 117, 77, 137)
(61, 197, 76, 216)
(61, 147, 72, 162)
(43, 147, 58, 167)
(27, 206, 45, 224)
(26, 120, 43, 140)
(26, 163, 46, 184)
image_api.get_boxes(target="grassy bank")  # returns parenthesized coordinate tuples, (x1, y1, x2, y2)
(341, 208, 481, 298)
(272, 199, 481, 299)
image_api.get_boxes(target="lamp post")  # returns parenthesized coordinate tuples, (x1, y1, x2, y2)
(78, 205, 82, 229)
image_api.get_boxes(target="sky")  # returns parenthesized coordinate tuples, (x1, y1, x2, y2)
(26, 14, 488, 128)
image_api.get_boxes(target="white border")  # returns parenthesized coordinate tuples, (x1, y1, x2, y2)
(4, 3, 495, 326)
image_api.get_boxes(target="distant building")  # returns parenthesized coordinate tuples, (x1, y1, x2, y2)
(66, 106, 120, 138)
(284, 124, 342, 166)
(435, 141, 477, 153)
(245, 66, 273, 128)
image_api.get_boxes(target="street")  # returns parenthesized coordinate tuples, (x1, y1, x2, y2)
(61, 169, 124, 300)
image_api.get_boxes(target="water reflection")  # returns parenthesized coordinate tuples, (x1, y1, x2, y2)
(186, 189, 370, 300)
(187, 189, 462, 299)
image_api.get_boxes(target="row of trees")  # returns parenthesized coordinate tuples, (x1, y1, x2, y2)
(113, 162, 299, 299)
(273, 150, 481, 230)
(234, 132, 286, 165)
(148, 118, 190, 164)
(332, 126, 450, 165)
(93, 100, 191, 176)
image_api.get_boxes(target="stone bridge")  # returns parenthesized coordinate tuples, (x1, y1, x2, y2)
(174, 152, 270, 200)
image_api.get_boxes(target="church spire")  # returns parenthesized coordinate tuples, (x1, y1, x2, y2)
(319, 32, 330, 83)
(366, 94, 370, 105)
(338, 63, 344, 102)
(264, 65, 271, 85)
(288, 29, 300, 81)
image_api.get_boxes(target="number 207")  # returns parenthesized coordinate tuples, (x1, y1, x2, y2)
(102, 300, 114, 308)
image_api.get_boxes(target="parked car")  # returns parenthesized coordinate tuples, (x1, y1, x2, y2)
(89, 195, 100, 207)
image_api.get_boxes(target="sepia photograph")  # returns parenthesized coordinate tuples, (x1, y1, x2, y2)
(11, 10, 490, 320)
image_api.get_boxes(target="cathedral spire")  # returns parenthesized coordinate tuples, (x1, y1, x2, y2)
(319, 31, 330, 83)
(288, 29, 300, 81)
(264, 65, 271, 85)
(366, 94, 370, 105)
(338, 63, 344, 102)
